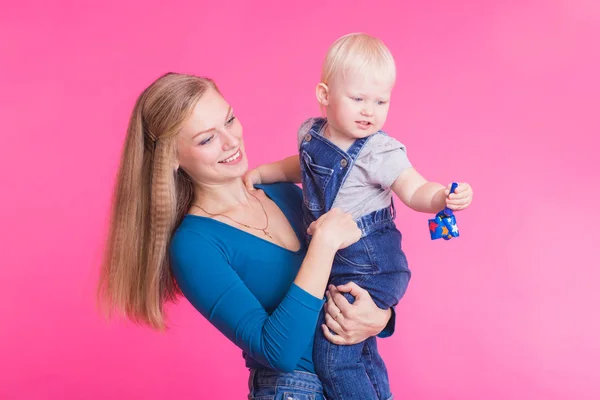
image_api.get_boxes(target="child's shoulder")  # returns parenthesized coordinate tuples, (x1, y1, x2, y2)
(298, 117, 325, 133)
(367, 131, 408, 153)
(297, 117, 326, 147)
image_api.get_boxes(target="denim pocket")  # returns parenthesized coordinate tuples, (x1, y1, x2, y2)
(250, 391, 320, 400)
(333, 238, 376, 280)
(280, 392, 317, 400)
(300, 150, 333, 212)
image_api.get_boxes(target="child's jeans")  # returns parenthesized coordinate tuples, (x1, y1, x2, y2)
(299, 122, 411, 400)
(311, 207, 410, 400)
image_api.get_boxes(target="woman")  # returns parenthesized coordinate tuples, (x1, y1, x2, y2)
(98, 72, 396, 399)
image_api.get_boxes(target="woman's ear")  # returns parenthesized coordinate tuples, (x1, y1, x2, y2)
(173, 148, 180, 171)
(316, 83, 330, 106)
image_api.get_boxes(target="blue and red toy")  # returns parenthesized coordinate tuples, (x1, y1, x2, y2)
(428, 182, 460, 240)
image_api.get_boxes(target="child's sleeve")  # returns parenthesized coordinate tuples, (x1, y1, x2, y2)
(366, 134, 412, 188)
(297, 118, 317, 150)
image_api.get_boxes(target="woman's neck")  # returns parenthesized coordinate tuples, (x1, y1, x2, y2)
(193, 178, 253, 213)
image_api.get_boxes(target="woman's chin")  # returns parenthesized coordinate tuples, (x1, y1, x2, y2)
(217, 158, 248, 179)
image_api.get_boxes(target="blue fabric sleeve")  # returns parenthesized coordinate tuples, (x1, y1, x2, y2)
(170, 230, 324, 372)
(377, 306, 396, 338)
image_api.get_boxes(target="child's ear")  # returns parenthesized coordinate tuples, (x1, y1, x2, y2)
(316, 83, 330, 106)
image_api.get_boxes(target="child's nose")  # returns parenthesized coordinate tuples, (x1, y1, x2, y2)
(361, 107, 374, 116)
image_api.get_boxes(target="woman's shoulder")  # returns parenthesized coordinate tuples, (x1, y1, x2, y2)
(171, 220, 210, 251)
(170, 217, 228, 262)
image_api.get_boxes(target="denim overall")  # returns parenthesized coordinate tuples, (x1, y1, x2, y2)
(300, 119, 411, 400)
(248, 368, 326, 400)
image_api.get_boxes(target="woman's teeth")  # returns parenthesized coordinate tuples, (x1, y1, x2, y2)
(220, 150, 241, 163)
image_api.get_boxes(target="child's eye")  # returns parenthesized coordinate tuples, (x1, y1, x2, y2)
(226, 115, 236, 125)
(377, 100, 388, 105)
(352, 97, 363, 102)
(200, 135, 214, 145)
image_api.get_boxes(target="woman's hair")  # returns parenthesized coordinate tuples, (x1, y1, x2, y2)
(97, 72, 217, 330)
(321, 33, 396, 86)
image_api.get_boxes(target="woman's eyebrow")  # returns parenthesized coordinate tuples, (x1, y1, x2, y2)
(193, 106, 232, 138)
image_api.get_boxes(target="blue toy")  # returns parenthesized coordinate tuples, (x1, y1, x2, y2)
(428, 182, 460, 240)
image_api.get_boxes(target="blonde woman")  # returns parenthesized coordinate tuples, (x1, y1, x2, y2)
(98, 72, 396, 399)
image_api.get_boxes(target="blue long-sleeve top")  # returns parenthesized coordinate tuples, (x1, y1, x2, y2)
(170, 182, 395, 373)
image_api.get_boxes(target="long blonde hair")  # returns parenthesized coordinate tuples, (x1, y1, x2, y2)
(98, 72, 217, 330)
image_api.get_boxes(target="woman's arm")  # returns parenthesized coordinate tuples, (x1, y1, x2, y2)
(295, 208, 361, 298)
(170, 209, 360, 372)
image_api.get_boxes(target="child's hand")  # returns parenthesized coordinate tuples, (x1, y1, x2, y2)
(445, 182, 473, 211)
(243, 168, 262, 191)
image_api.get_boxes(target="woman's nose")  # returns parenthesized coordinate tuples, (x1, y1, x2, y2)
(220, 129, 240, 150)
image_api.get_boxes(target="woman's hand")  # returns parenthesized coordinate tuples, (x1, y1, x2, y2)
(307, 208, 361, 251)
(321, 282, 391, 345)
(294, 209, 361, 299)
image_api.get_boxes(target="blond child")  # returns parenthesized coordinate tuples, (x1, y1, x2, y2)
(245, 33, 473, 399)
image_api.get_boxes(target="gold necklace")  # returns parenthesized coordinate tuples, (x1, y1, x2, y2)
(192, 191, 273, 239)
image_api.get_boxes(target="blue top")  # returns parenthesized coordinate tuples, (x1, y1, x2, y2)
(169, 182, 395, 373)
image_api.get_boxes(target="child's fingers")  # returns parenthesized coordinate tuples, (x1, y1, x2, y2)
(460, 183, 472, 193)
(446, 197, 467, 207)
(455, 183, 468, 192)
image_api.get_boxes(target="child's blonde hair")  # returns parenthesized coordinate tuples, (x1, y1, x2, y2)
(321, 33, 396, 86)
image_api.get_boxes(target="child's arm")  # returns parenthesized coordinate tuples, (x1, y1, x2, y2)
(244, 155, 301, 190)
(391, 168, 473, 213)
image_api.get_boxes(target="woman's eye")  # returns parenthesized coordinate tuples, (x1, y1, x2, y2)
(200, 135, 214, 145)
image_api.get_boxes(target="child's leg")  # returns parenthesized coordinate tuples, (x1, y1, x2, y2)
(313, 307, 388, 400)
(315, 268, 409, 399)
(363, 334, 392, 400)
(315, 223, 410, 399)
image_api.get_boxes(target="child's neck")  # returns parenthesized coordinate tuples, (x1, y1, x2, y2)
(323, 122, 355, 152)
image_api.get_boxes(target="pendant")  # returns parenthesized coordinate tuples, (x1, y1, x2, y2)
(263, 229, 273, 239)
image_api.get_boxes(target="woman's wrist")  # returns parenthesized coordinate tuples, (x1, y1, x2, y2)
(294, 239, 336, 298)
(310, 230, 342, 254)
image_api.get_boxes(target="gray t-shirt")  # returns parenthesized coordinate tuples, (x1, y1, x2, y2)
(298, 118, 412, 219)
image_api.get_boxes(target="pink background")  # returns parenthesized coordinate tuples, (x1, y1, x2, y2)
(1, 0, 599, 399)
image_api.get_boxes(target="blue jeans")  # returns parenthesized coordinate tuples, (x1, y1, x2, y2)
(312, 215, 410, 400)
(299, 119, 410, 399)
(248, 368, 327, 400)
